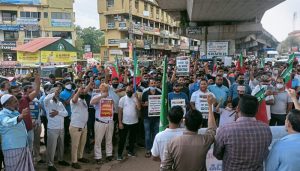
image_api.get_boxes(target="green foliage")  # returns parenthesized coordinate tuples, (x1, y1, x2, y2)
(278, 35, 300, 53)
(75, 26, 105, 57)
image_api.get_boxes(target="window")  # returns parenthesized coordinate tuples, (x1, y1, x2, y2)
(52, 31, 72, 39)
(20, 12, 40, 19)
(107, 0, 114, 7)
(44, 12, 48, 18)
(2, 11, 17, 21)
(144, 3, 148, 11)
(4, 31, 18, 41)
(51, 12, 71, 19)
(25, 31, 40, 39)
(156, 8, 159, 19)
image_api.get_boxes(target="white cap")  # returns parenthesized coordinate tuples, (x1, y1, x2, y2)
(1, 94, 13, 105)
(237, 86, 246, 91)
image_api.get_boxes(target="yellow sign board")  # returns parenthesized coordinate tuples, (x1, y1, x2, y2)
(17, 51, 77, 63)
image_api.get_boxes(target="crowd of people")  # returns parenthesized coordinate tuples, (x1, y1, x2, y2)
(0, 56, 299, 171)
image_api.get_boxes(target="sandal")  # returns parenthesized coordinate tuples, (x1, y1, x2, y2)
(145, 151, 151, 158)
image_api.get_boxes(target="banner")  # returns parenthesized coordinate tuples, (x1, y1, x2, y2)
(170, 99, 186, 115)
(148, 95, 161, 117)
(176, 56, 190, 76)
(207, 42, 228, 59)
(41, 51, 77, 63)
(100, 98, 113, 120)
(18, 51, 77, 63)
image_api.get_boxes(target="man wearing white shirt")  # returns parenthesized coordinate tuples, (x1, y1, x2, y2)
(44, 85, 69, 171)
(190, 79, 216, 127)
(151, 106, 184, 162)
(69, 81, 92, 169)
(117, 86, 141, 160)
(90, 83, 114, 164)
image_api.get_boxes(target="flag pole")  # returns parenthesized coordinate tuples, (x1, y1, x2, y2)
(133, 49, 137, 93)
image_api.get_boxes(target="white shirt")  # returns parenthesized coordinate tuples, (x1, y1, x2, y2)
(151, 128, 183, 161)
(44, 93, 68, 129)
(70, 98, 88, 128)
(190, 90, 215, 119)
(218, 108, 236, 126)
(118, 95, 138, 124)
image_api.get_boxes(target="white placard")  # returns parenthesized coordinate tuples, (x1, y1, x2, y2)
(198, 94, 209, 119)
(176, 56, 190, 76)
(207, 42, 228, 59)
(148, 95, 161, 117)
(224, 57, 232, 67)
(170, 99, 186, 115)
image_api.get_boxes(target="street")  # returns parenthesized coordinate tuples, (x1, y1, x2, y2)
(35, 145, 160, 171)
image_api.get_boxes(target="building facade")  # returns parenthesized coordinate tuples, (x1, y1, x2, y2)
(98, 0, 181, 62)
(0, 0, 76, 64)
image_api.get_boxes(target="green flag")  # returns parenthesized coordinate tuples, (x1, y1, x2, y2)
(113, 56, 119, 75)
(254, 86, 267, 102)
(239, 53, 243, 67)
(281, 54, 295, 83)
(159, 56, 168, 132)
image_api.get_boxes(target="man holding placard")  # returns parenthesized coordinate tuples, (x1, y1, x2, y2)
(168, 82, 189, 115)
(90, 83, 114, 164)
(190, 79, 216, 127)
(141, 79, 161, 158)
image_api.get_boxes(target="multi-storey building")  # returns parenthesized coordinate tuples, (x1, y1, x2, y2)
(0, 0, 76, 63)
(98, 0, 181, 62)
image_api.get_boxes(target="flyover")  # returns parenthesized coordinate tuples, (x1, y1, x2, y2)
(156, 0, 285, 55)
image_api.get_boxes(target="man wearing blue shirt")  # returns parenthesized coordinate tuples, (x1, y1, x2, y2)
(266, 109, 300, 171)
(0, 94, 34, 171)
(228, 74, 251, 102)
(208, 75, 229, 108)
(168, 82, 189, 114)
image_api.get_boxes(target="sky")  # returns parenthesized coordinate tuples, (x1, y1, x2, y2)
(74, 0, 300, 42)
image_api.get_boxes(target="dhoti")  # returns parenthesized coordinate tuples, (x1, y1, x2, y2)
(3, 147, 35, 171)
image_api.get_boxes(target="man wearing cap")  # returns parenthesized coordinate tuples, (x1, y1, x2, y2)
(228, 74, 252, 102)
(0, 94, 35, 171)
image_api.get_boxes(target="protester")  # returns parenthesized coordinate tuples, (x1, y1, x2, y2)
(168, 82, 189, 114)
(160, 95, 217, 171)
(266, 109, 300, 171)
(228, 74, 251, 101)
(270, 77, 293, 126)
(69, 79, 93, 169)
(190, 79, 216, 127)
(208, 74, 229, 107)
(141, 79, 161, 158)
(17, 74, 41, 153)
(60, 80, 74, 148)
(214, 95, 272, 171)
(44, 85, 70, 171)
(151, 106, 184, 162)
(90, 83, 114, 164)
(0, 94, 35, 171)
(117, 86, 141, 160)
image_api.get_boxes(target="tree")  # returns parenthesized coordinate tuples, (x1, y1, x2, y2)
(75, 26, 105, 58)
(278, 35, 300, 53)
